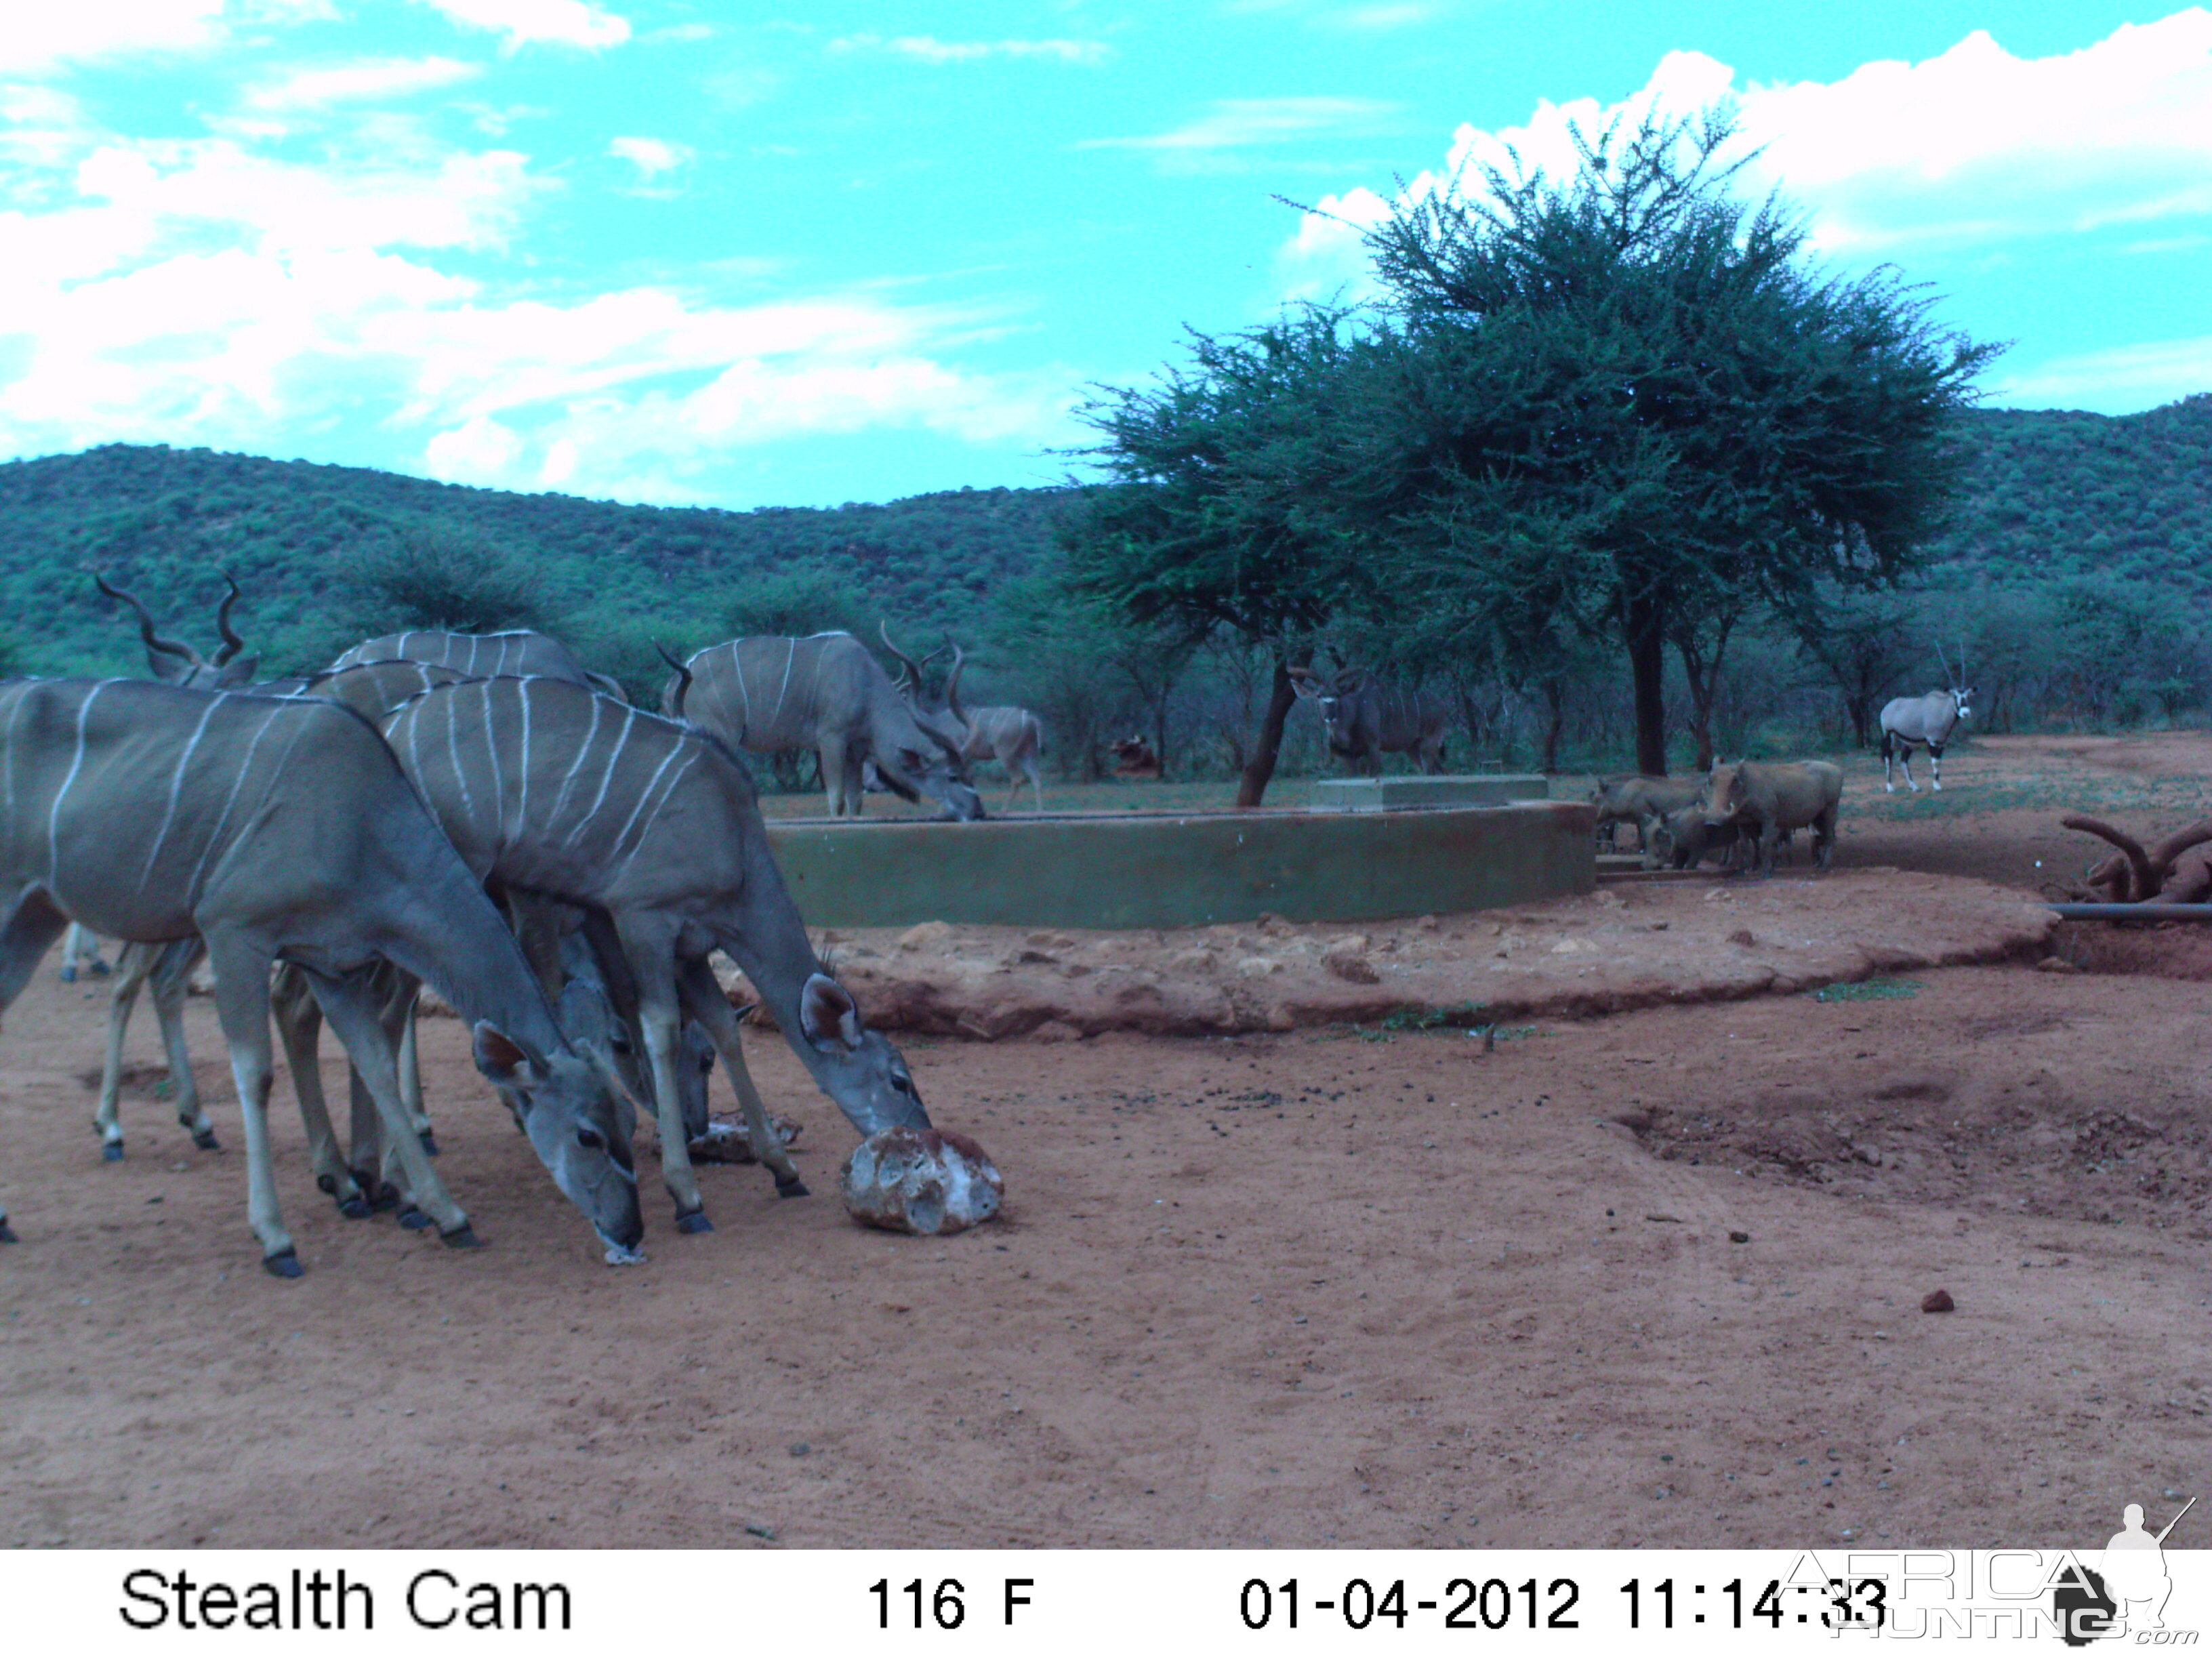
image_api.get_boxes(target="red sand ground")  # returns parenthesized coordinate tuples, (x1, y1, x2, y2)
(3, 733, 2209, 1548)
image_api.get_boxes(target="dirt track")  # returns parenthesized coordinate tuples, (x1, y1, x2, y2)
(3, 733, 2210, 1549)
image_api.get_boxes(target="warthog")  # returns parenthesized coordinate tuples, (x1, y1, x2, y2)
(1108, 735, 1161, 779)
(1641, 804, 1795, 872)
(1703, 759, 1843, 875)
(1592, 775, 1705, 851)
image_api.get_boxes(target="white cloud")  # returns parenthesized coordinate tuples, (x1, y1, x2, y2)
(827, 35, 1112, 65)
(413, 0, 630, 52)
(245, 56, 482, 112)
(607, 134, 689, 178)
(0, 0, 226, 75)
(1082, 96, 1401, 157)
(1279, 13, 2212, 299)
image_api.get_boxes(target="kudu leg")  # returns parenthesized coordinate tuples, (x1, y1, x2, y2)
(0, 897, 70, 1242)
(270, 964, 371, 1216)
(92, 942, 158, 1160)
(150, 939, 216, 1149)
(304, 966, 476, 1247)
(676, 954, 806, 1197)
(201, 935, 300, 1275)
(623, 946, 714, 1229)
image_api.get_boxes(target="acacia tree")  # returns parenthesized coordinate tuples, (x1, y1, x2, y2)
(1365, 107, 2000, 775)
(1065, 306, 1385, 805)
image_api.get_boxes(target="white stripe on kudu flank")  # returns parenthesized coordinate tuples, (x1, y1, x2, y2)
(546, 693, 607, 828)
(47, 682, 106, 884)
(567, 705, 637, 848)
(188, 701, 288, 901)
(771, 638, 796, 731)
(480, 682, 506, 841)
(444, 693, 476, 830)
(619, 747, 701, 874)
(607, 738, 686, 861)
(142, 693, 224, 884)
(515, 680, 534, 834)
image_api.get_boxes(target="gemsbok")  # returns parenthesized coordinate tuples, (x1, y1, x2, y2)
(0, 680, 644, 1273)
(1879, 652, 1974, 794)
(372, 672, 931, 1231)
(665, 632, 984, 821)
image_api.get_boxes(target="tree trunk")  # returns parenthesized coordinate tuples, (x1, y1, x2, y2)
(1235, 657, 1300, 808)
(1671, 610, 1736, 774)
(1539, 677, 1565, 774)
(1625, 592, 1668, 776)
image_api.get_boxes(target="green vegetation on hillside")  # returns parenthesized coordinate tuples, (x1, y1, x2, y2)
(1, 388, 2207, 779)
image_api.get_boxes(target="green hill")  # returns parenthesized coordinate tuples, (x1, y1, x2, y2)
(3, 391, 2208, 701)
(0, 443, 1076, 684)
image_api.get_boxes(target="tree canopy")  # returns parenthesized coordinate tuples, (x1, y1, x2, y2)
(1067, 104, 2002, 783)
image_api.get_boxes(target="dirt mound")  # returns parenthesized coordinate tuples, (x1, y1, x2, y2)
(744, 870, 2053, 1038)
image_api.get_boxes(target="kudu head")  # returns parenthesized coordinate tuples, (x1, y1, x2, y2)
(877, 621, 986, 821)
(96, 574, 260, 689)
(788, 964, 930, 1135)
(1288, 663, 1361, 741)
(470, 1023, 645, 1256)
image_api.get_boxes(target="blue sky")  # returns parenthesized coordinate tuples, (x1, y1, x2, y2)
(3, 2, 2207, 510)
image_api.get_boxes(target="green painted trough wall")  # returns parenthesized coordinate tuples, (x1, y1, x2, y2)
(762, 800, 1595, 930)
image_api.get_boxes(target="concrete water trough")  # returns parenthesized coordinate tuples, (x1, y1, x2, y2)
(762, 794, 1594, 930)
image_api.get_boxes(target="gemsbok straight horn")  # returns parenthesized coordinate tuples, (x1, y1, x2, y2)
(0, 679, 643, 1275)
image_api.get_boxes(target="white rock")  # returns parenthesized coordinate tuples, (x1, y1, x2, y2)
(840, 1128, 1004, 1236)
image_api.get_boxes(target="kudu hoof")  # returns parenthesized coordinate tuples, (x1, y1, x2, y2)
(439, 1224, 485, 1250)
(398, 1206, 432, 1231)
(675, 1209, 714, 1235)
(88, 960, 111, 979)
(355, 1176, 399, 1214)
(101, 1142, 124, 1163)
(190, 1128, 221, 1152)
(0, 1221, 17, 1244)
(338, 1194, 373, 1220)
(774, 1174, 811, 1200)
(58, 965, 76, 983)
(419, 1130, 440, 1158)
(262, 1247, 304, 1279)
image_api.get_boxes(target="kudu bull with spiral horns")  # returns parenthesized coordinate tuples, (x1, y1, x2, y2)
(0, 679, 644, 1275)
(1879, 645, 1975, 794)
(876, 626, 1047, 814)
(375, 665, 930, 1232)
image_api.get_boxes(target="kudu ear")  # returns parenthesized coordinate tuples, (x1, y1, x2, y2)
(212, 655, 260, 689)
(799, 972, 864, 1054)
(471, 1022, 542, 1089)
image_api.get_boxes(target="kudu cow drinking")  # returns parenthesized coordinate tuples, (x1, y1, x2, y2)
(1289, 665, 1448, 776)
(0, 680, 642, 1273)
(380, 674, 930, 1231)
(1879, 651, 1974, 794)
(665, 632, 983, 821)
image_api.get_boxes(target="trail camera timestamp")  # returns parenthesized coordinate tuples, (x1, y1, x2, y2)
(1620, 1576, 1889, 1629)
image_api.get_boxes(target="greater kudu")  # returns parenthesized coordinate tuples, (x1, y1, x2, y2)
(380, 674, 930, 1229)
(81, 575, 263, 1158)
(85, 658, 474, 1163)
(329, 628, 617, 693)
(1288, 665, 1449, 776)
(665, 633, 984, 820)
(0, 680, 643, 1273)
(875, 628, 1046, 813)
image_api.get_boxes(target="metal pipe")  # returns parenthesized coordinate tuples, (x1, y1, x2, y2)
(2047, 903, 2212, 922)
